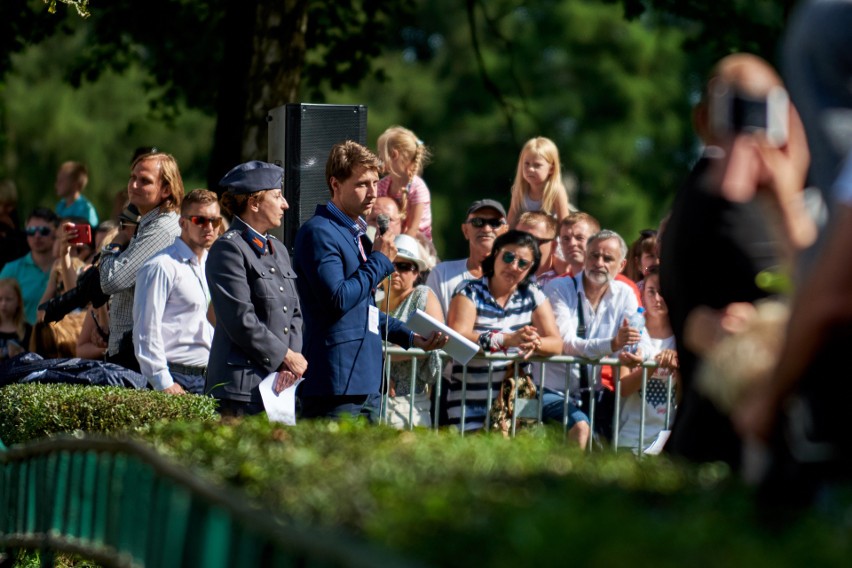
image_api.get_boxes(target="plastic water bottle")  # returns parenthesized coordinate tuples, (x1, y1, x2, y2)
(625, 307, 645, 353)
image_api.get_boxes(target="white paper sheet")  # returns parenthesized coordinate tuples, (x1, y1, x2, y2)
(259, 373, 304, 425)
(643, 429, 671, 455)
(405, 309, 480, 365)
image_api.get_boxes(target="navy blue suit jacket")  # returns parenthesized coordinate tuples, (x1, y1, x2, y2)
(294, 204, 412, 397)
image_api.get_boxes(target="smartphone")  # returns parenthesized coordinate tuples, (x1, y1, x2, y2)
(710, 81, 789, 147)
(69, 223, 92, 246)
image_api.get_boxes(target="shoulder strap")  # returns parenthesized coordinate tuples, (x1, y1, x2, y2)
(570, 275, 586, 339)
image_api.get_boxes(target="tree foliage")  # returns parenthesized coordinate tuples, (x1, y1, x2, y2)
(0, 0, 414, 193)
(327, 0, 695, 255)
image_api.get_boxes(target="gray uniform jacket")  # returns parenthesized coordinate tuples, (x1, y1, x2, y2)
(205, 218, 303, 403)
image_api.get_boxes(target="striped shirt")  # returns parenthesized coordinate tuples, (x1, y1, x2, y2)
(99, 207, 180, 355)
(447, 277, 546, 426)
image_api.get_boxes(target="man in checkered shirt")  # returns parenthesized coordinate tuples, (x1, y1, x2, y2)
(99, 151, 183, 371)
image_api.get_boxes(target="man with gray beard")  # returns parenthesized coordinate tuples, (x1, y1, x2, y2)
(541, 229, 648, 444)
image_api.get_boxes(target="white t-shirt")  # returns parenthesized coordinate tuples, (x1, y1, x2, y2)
(426, 258, 474, 319)
(617, 334, 677, 454)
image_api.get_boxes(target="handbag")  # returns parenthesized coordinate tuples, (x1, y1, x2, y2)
(489, 362, 538, 437)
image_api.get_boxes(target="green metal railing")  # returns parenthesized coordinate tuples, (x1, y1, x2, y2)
(0, 436, 420, 567)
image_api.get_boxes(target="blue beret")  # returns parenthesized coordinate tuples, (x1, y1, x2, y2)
(219, 161, 284, 194)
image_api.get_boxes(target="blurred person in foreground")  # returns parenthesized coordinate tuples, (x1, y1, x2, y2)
(735, 0, 852, 508)
(661, 53, 815, 470)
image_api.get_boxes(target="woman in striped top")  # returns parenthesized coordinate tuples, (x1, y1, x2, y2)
(447, 230, 562, 430)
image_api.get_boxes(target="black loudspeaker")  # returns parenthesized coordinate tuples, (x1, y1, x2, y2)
(267, 103, 368, 249)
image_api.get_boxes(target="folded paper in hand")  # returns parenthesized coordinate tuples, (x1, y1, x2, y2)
(406, 309, 479, 365)
(259, 374, 303, 425)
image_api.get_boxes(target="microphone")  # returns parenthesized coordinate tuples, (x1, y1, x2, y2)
(376, 214, 390, 236)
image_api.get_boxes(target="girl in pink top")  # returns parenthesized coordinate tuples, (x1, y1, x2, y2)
(377, 126, 433, 240)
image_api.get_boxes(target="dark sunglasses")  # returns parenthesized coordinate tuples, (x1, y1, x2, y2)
(183, 215, 223, 228)
(500, 251, 532, 270)
(393, 262, 417, 273)
(26, 226, 53, 237)
(467, 217, 506, 229)
(639, 228, 658, 239)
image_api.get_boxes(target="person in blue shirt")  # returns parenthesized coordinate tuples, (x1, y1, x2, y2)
(0, 208, 58, 324)
(55, 161, 99, 227)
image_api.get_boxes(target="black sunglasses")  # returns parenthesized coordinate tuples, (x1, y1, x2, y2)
(183, 215, 223, 228)
(26, 226, 53, 237)
(639, 228, 658, 238)
(467, 217, 506, 229)
(393, 262, 417, 273)
(500, 251, 532, 270)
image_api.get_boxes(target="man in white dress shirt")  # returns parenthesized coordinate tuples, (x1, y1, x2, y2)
(133, 189, 220, 394)
(541, 229, 648, 441)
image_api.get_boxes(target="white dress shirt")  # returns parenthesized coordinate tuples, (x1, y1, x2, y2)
(537, 272, 650, 397)
(133, 236, 213, 390)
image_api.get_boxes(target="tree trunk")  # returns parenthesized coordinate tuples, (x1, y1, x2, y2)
(208, 0, 308, 189)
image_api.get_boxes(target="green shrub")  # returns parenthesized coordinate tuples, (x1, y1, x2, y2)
(0, 383, 218, 445)
(139, 417, 852, 567)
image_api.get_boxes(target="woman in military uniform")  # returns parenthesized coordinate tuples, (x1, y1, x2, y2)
(206, 161, 306, 416)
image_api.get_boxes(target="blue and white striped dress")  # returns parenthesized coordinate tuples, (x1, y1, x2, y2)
(447, 277, 546, 427)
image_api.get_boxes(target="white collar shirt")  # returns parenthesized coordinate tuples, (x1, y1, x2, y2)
(133, 236, 213, 390)
(538, 272, 649, 395)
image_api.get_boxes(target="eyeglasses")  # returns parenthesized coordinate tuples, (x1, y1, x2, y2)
(393, 262, 417, 273)
(26, 226, 53, 237)
(500, 251, 532, 270)
(183, 215, 223, 228)
(467, 217, 506, 229)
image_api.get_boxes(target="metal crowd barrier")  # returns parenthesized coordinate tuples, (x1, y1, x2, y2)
(380, 347, 676, 454)
(0, 437, 420, 568)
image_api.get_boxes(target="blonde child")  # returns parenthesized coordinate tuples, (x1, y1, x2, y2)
(376, 126, 433, 240)
(0, 278, 31, 359)
(507, 137, 572, 228)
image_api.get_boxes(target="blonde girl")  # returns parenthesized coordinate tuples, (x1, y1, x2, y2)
(507, 137, 572, 228)
(0, 278, 31, 359)
(376, 126, 433, 240)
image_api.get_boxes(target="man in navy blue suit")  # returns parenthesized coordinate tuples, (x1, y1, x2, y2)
(294, 141, 447, 420)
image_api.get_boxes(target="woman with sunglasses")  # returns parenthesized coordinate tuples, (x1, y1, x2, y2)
(206, 161, 307, 416)
(378, 234, 443, 428)
(446, 230, 562, 430)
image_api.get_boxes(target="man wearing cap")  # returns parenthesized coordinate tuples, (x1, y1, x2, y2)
(99, 152, 183, 371)
(294, 141, 447, 420)
(426, 198, 509, 319)
(206, 161, 306, 416)
(133, 189, 220, 395)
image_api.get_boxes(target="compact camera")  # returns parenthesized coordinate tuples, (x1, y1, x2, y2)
(710, 81, 789, 147)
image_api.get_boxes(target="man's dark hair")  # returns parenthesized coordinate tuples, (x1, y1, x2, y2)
(28, 207, 59, 227)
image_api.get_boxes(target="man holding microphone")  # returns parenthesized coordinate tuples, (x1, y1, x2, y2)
(294, 141, 447, 420)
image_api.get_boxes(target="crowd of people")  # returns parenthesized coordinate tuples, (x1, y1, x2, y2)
(1, 3, 850, 501)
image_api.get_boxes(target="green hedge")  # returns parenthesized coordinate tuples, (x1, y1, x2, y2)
(139, 417, 852, 567)
(0, 383, 218, 445)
